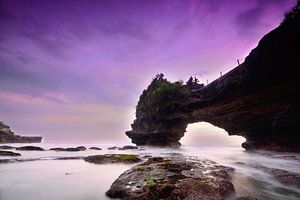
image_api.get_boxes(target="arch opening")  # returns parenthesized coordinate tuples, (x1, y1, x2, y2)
(180, 122, 246, 147)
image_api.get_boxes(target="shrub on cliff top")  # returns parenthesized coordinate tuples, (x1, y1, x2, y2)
(282, 0, 299, 25)
(137, 73, 190, 119)
(0, 122, 9, 129)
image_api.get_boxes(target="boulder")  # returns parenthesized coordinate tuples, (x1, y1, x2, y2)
(106, 156, 235, 199)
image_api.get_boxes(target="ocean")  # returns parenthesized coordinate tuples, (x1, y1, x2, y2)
(0, 143, 299, 200)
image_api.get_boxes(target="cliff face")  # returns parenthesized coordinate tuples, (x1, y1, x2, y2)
(0, 122, 42, 143)
(126, 3, 300, 152)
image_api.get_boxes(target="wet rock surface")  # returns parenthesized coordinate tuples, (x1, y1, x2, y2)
(16, 146, 44, 151)
(108, 146, 120, 150)
(49, 146, 87, 151)
(119, 145, 138, 150)
(89, 147, 102, 150)
(84, 154, 141, 164)
(108, 146, 140, 150)
(235, 197, 258, 200)
(0, 150, 21, 156)
(0, 145, 15, 150)
(106, 156, 235, 200)
(236, 162, 300, 188)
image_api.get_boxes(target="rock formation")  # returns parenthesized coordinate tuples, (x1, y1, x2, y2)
(49, 146, 86, 151)
(106, 156, 236, 200)
(16, 146, 44, 151)
(0, 122, 42, 144)
(0, 150, 21, 156)
(126, 2, 300, 152)
(84, 154, 141, 164)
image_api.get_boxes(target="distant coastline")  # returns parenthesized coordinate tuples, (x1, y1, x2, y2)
(0, 121, 42, 144)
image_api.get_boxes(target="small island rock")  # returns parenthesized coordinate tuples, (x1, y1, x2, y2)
(0, 150, 21, 156)
(16, 146, 44, 151)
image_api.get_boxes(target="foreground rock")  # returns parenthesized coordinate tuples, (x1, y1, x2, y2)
(236, 197, 258, 200)
(106, 156, 235, 199)
(236, 162, 300, 188)
(0, 121, 42, 144)
(84, 154, 141, 164)
(126, 2, 300, 152)
(49, 146, 86, 151)
(0, 150, 21, 156)
(16, 146, 44, 151)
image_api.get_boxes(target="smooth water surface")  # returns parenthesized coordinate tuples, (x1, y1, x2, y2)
(0, 143, 299, 200)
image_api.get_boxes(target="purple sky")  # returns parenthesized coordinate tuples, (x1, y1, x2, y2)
(0, 0, 296, 144)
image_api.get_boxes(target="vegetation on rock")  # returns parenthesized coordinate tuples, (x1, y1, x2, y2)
(84, 154, 141, 164)
(0, 121, 10, 129)
(283, 0, 300, 25)
(137, 73, 191, 120)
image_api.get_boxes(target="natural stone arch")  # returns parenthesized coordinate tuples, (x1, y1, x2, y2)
(126, 7, 300, 152)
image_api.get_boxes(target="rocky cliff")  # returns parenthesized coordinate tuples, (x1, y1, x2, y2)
(126, 2, 300, 152)
(0, 122, 42, 143)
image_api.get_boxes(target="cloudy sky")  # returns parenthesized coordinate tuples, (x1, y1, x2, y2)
(0, 0, 296, 145)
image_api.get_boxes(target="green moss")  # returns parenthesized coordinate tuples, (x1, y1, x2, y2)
(137, 73, 191, 120)
(111, 154, 140, 161)
(84, 154, 140, 164)
(0, 121, 10, 129)
(145, 174, 156, 188)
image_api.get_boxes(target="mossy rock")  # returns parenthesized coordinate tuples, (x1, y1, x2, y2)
(84, 154, 141, 164)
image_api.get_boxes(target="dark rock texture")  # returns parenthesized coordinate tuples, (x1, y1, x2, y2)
(106, 156, 235, 200)
(0, 150, 21, 156)
(89, 147, 102, 150)
(84, 154, 141, 164)
(0, 122, 42, 144)
(0, 145, 15, 150)
(49, 146, 87, 151)
(16, 146, 44, 151)
(108, 146, 120, 150)
(119, 145, 138, 150)
(126, 3, 300, 152)
(236, 197, 258, 200)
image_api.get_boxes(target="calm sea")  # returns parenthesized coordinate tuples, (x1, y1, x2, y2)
(0, 143, 299, 200)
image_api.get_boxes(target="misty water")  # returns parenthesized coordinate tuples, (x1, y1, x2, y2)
(0, 143, 300, 200)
